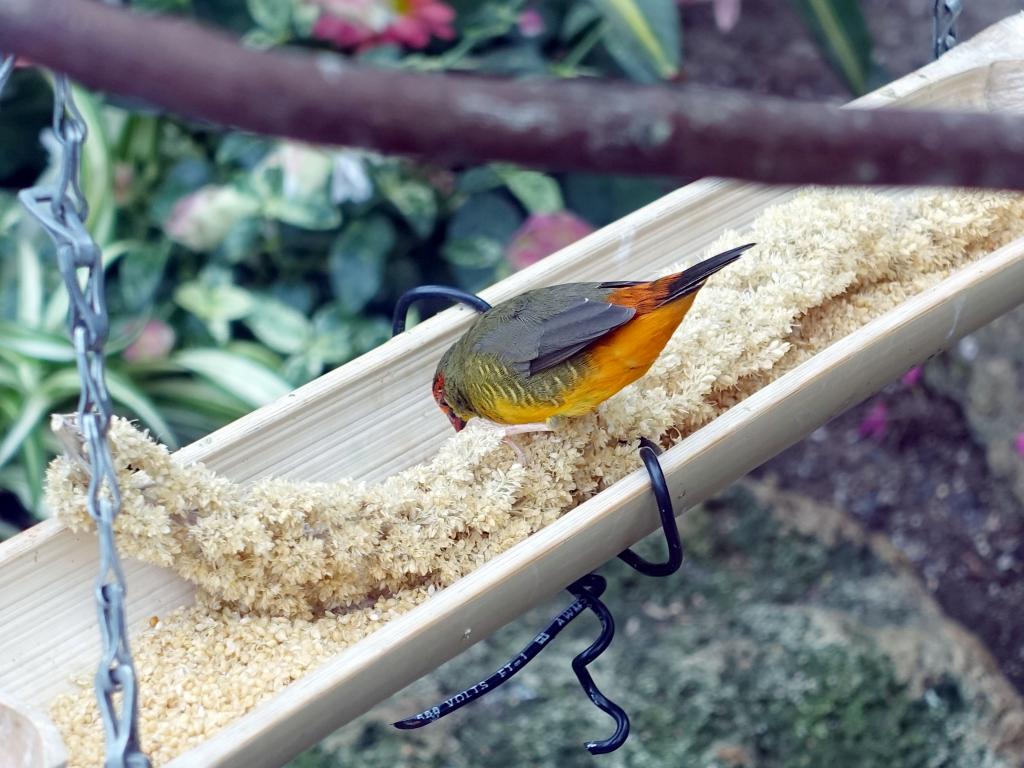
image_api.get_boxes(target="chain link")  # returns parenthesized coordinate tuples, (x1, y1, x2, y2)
(933, 0, 963, 59)
(6, 69, 150, 767)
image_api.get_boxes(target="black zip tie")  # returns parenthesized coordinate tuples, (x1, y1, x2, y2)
(390, 286, 683, 754)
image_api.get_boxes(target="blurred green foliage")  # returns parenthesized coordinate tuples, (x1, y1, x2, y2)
(0, 0, 873, 527)
(789, 0, 883, 95)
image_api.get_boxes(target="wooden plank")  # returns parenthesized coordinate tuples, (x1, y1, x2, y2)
(0, 523, 194, 707)
(0, 13, 1022, 766)
(0, 691, 67, 768)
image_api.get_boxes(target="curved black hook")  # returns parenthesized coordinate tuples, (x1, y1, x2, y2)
(567, 576, 631, 754)
(391, 284, 492, 335)
(617, 437, 683, 577)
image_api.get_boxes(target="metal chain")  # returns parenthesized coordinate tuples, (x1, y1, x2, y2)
(8, 70, 150, 767)
(933, 0, 963, 59)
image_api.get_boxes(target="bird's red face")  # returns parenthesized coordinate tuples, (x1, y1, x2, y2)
(432, 371, 467, 432)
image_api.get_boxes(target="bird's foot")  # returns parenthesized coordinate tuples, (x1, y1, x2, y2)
(473, 420, 554, 464)
(502, 437, 528, 464)
(502, 422, 555, 465)
(499, 422, 555, 437)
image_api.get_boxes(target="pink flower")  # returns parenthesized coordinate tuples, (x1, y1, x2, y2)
(164, 185, 259, 251)
(506, 212, 594, 270)
(858, 400, 888, 441)
(901, 365, 922, 387)
(123, 320, 176, 362)
(517, 8, 545, 38)
(678, 0, 741, 33)
(312, 0, 455, 51)
(1015, 432, 1024, 458)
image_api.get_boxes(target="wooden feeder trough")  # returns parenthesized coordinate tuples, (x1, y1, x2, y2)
(3, 14, 1024, 768)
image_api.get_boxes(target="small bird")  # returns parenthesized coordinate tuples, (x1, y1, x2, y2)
(433, 243, 754, 433)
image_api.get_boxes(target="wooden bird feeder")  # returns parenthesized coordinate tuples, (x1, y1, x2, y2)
(3, 13, 1024, 768)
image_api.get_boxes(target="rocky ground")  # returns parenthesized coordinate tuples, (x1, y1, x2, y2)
(290, 4, 1024, 766)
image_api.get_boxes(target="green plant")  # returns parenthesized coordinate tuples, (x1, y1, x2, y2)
(0, 202, 291, 520)
(789, 0, 882, 95)
(0, 0, 879, 529)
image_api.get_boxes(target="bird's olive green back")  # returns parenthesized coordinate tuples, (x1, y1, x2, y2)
(440, 283, 635, 420)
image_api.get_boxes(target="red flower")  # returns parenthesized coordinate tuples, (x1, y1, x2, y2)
(312, 0, 455, 51)
(506, 212, 594, 271)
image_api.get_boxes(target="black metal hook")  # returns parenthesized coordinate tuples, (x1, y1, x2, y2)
(566, 576, 630, 754)
(617, 438, 683, 577)
(391, 284, 492, 335)
(391, 286, 684, 755)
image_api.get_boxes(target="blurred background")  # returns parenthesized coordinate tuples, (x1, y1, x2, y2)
(1, 1, 1022, 765)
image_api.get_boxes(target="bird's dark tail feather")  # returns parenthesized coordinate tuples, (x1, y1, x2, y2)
(661, 242, 754, 305)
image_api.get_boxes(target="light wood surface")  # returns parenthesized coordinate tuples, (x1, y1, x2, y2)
(0, 692, 67, 768)
(1, 14, 1023, 768)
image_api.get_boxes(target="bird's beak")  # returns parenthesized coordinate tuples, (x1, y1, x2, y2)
(433, 371, 467, 432)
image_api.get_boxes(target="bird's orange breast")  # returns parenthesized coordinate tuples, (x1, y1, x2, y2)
(554, 292, 696, 415)
(480, 292, 696, 424)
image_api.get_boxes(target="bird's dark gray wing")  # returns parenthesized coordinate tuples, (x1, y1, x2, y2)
(474, 297, 635, 377)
